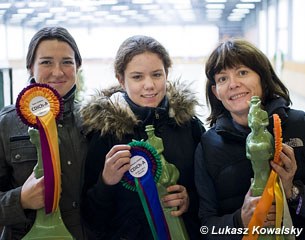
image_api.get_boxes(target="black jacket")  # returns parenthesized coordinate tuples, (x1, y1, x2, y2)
(195, 97, 305, 240)
(80, 82, 205, 240)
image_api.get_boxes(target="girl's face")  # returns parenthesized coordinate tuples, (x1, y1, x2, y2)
(119, 52, 167, 108)
(212, 65, 263, 125)
(30, 40, 78, 97)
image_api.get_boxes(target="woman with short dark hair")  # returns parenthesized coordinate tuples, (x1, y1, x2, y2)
(195, 39, 305, 240)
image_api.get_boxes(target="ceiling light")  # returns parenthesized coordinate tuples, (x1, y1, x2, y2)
(121, 10, 138, 16)
(66, 12, 82, 17)
(205, 0, 227, 2)
(132, 0, 153, 3)
(14, 2, 26, 8)
(147, 9, 164, 15)
(0, 3, 11, 9)
(228, 17, 242, 21)
(49, 7, 67, 13)
(141, 4, 160, 10)
(11, 13, 27, 19)
(28, 2, 48, 8)
(80, 6, 97, 12)
(173, 3, 192, 10)
(111, 5, 129, 11)
(9, 18, 23, 23)
(236, 3, 255, 9)
(241, 0, 261, 2)
(206, 9, 223, 14)
(37, 12, 53, 18)
(105, 14, 122, 20)
(205, 4, 225, 9)
(232, 8, 250, 14)
(230, 13, 246, 18)
(17, 8, 35, 14)
(99, 0, 119, 5)
(131, 14, 149, 22)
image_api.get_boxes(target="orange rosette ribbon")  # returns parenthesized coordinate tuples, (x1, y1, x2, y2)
(16, 83, 63, 214)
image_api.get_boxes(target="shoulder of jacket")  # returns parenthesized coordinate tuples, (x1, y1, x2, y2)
(80, 89, 138, 140)
(0, 104, 16, 118)
(167, 80, 199, 125)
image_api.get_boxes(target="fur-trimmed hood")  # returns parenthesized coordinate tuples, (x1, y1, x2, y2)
(80, 81, 199, 139)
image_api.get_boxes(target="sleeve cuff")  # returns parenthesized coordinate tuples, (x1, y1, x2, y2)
(233, 208, 244, 228)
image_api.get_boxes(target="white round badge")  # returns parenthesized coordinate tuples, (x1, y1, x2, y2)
(129, 155, 148, 178)
(29, 96, 50, 117)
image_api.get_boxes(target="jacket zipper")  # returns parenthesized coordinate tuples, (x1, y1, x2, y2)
(155, 111, 159, 119)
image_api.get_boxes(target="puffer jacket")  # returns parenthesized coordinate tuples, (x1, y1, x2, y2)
(0, 85, 88, 240)
(194, 97, 305, 240)
(80, 81, 205, 240)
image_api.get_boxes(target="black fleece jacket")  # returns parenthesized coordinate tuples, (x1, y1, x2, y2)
(195, 97, 305, 240)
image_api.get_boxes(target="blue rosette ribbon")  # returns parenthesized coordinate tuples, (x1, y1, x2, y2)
(121, 141, 171, 240)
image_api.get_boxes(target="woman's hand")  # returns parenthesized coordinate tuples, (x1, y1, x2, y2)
(270, 143, 297, 198)
(161, 184, 189, 217)
(20, 172, 45, 210)
(241, 188, 276, 228)
(241, 188, 260, 227)
(263, 204, 276, 227)
(102, 144, 131, 185)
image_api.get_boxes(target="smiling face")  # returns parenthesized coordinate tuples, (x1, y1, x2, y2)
(119, 52, 167, 108)
(212, 65, 263, 125)
(30, 40, 77, 97)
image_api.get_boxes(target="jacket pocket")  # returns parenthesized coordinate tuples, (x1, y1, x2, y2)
(10, 137, 37, 163)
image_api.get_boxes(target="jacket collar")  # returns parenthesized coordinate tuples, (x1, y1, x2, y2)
(123, 92, 169, 125)
(81, 81, 199, 140)
(214, 97, 290, 140)
(58, 85, 76, 121)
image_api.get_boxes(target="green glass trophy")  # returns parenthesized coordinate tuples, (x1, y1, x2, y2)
(246, 96, 274, 240)
(145, 125, 189, 240)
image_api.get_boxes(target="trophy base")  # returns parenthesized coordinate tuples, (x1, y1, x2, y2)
(22, 209, 74, 240)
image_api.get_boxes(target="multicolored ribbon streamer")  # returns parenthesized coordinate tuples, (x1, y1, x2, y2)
(135, 172, 170, 240)
(16, 83, 62, 214)
(37, 112, 61, 214)
(121, 141, 170, 240)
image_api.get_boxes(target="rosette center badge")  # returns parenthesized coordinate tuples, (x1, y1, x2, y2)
(129, 155, 149, 178)
(30, 96, 51, 117)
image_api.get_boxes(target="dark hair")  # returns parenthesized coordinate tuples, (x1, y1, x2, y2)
(114, 35, 172, 79)
(26, 26, 82, 72)
(205, 38, 291, 127)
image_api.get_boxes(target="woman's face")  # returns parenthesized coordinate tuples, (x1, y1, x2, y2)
(212, 65, 263, 125)
(119, 52, 167, 108)
(30, 40, 78, 97)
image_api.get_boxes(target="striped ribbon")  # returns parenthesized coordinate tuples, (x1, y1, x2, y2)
(135, 172, 170, 240)
(36, 111, 61, 214)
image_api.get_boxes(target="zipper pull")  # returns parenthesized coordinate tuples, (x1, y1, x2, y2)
(155, 111, 159, 119)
